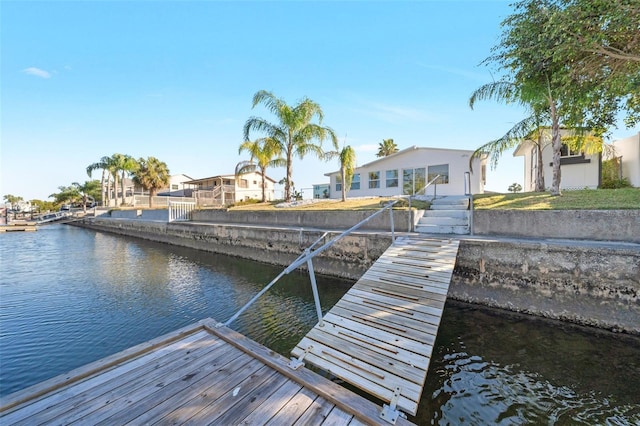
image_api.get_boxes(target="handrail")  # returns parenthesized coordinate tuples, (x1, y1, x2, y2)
(223, 200, 399, 328)
(407, 174, 440, 232)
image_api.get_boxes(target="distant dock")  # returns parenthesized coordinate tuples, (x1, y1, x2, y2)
(0, 221, 37, 232)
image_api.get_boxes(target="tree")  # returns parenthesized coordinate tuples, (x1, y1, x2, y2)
(49, 185, 81, 207)
(484, 0, 628, 195)
(469, 81, 549, 192)
(236, 138, 286, 202)
(376, 139, 398, 157)
(243, 90, 338, 201)
(508, 183, 523, 193)
(87, 156, 115, 206)
(111, 153, 138, 206)
(71, 180, 101, 213)
(3, 194, 23, 205)
(548, 0, 640, 126)
(132, 157, 170, 208)
(338, 146, 356, 201)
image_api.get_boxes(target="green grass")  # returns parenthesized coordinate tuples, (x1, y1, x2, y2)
(473, 188, 640, 210)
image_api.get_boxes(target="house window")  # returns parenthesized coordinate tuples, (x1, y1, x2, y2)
(238, 179, 248, 188)
(335, 175, 342, 192)
(561, 144, 581, 157)
(171, 184, 179, 190)
(402, 168, 426, 195)
(369, 171, 380, 189)
(428, 164, 449, 184)
(351, 174, 361, 190)
(386, 170, 398, 188)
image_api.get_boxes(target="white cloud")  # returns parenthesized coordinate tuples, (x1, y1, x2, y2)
(23, 67, 51, 79)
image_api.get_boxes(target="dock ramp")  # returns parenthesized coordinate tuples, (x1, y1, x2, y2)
(292, 236, 459, 421)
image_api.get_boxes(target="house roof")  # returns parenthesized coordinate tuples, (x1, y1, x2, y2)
(185, 171, 276, 185)
(324, 145, 478, 176)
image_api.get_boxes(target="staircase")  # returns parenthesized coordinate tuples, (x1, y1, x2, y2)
(415, 196, 470, 234)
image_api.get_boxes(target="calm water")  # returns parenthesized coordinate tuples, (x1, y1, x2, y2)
(1, 225, 639, 424)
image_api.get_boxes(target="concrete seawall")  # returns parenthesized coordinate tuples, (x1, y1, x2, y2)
(74, 217, 640, 335)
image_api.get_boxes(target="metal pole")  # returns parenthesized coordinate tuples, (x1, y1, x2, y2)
(306, 254, 324, 327)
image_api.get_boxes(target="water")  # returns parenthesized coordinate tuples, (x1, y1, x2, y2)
(1, 225, 639, 424)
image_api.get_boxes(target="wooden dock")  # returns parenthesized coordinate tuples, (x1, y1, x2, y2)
(0, 222, 37, 232)
(292, 236, 459, 419)
(0, 319, 414, 425)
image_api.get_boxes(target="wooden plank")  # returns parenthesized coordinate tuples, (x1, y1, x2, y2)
(1, 331, 213, 424)
(202, 321, 414, 426)
(342, 288, 444, 319)
(293, 397, 336, 426)
(353, 280, 448, 304)
(359, 271, 452, 293)
(234, 378, 303, 425)
(40, 336, 235, 425)
(322, 406, 355, 425)
(329, 303, 440, 339)
(193, 369, 290, 425)
(93, 342, 252, 425)
(265, 387, 318, 426)
(292, 349, 419, 415)
(339, 294, 443, 327)
(0, 321, 210, 414)
(128, 358, 266, 425)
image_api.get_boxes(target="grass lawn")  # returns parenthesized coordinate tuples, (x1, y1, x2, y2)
(225, 188, 639, 211)
(473, 188, 640, 210)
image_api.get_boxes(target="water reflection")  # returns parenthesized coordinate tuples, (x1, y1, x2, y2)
(417, 303, 640, 425)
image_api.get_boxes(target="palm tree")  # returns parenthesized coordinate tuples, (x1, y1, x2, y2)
(338, 146, 356, 201)
(469, 81, 549, 192)
(236, 138, 286, 202)
(86, 156, 115, 206)
(111, 153, 139, 206)
(132, 157, 170, 208)
(376, 139, 398, 157)
(243, 90, 338, 201)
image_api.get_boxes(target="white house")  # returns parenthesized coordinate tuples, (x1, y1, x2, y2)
(610, 132, 640, 187)
(514, 129, 639, 191)
(184, 171, 276, 206)
(325, 146, 487, 199)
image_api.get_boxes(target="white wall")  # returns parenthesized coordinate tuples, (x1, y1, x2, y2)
(612, 133, 640, 187)
(327, 147, 485, 199)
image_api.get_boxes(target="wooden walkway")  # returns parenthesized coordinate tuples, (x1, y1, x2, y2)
(0, 319, 414, 426)
(292, 236, 460, 418)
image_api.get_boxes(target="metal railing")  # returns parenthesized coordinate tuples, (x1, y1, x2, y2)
(407, 174, 440, 232)
(464, 171, 474, 235)
(168, 201, 196, 222)
(223, 200, 399, 328)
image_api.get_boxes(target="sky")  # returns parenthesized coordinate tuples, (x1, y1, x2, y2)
(2, 0, 637, 202)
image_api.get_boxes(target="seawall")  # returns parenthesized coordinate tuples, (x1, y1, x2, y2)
(74, 215, 640, 335)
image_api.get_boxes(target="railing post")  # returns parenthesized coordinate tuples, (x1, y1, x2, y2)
(306, 250, 324, 327)
(168, 200, 172, 222)
(389, 205, 395, 241)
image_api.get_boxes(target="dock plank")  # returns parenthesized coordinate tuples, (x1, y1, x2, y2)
(293, 236, 460, 417)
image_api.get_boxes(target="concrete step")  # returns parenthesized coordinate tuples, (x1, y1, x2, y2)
(418, 216, 468, 226)
(430, 196, 470, 210)
(421, 210, 469, 219)
(414, 224, 469, 234)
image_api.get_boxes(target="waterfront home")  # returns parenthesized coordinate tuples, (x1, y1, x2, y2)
(184, 171, 276, 206)
(513, 130, 639, 191)
(325, 146, 487, 199)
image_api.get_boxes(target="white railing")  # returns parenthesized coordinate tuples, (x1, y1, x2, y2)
(223, 200, 399, 328)
(168, 201, 196, 222)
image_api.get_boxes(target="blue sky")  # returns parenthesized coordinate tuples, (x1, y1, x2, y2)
(2, 0, 637, 201)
